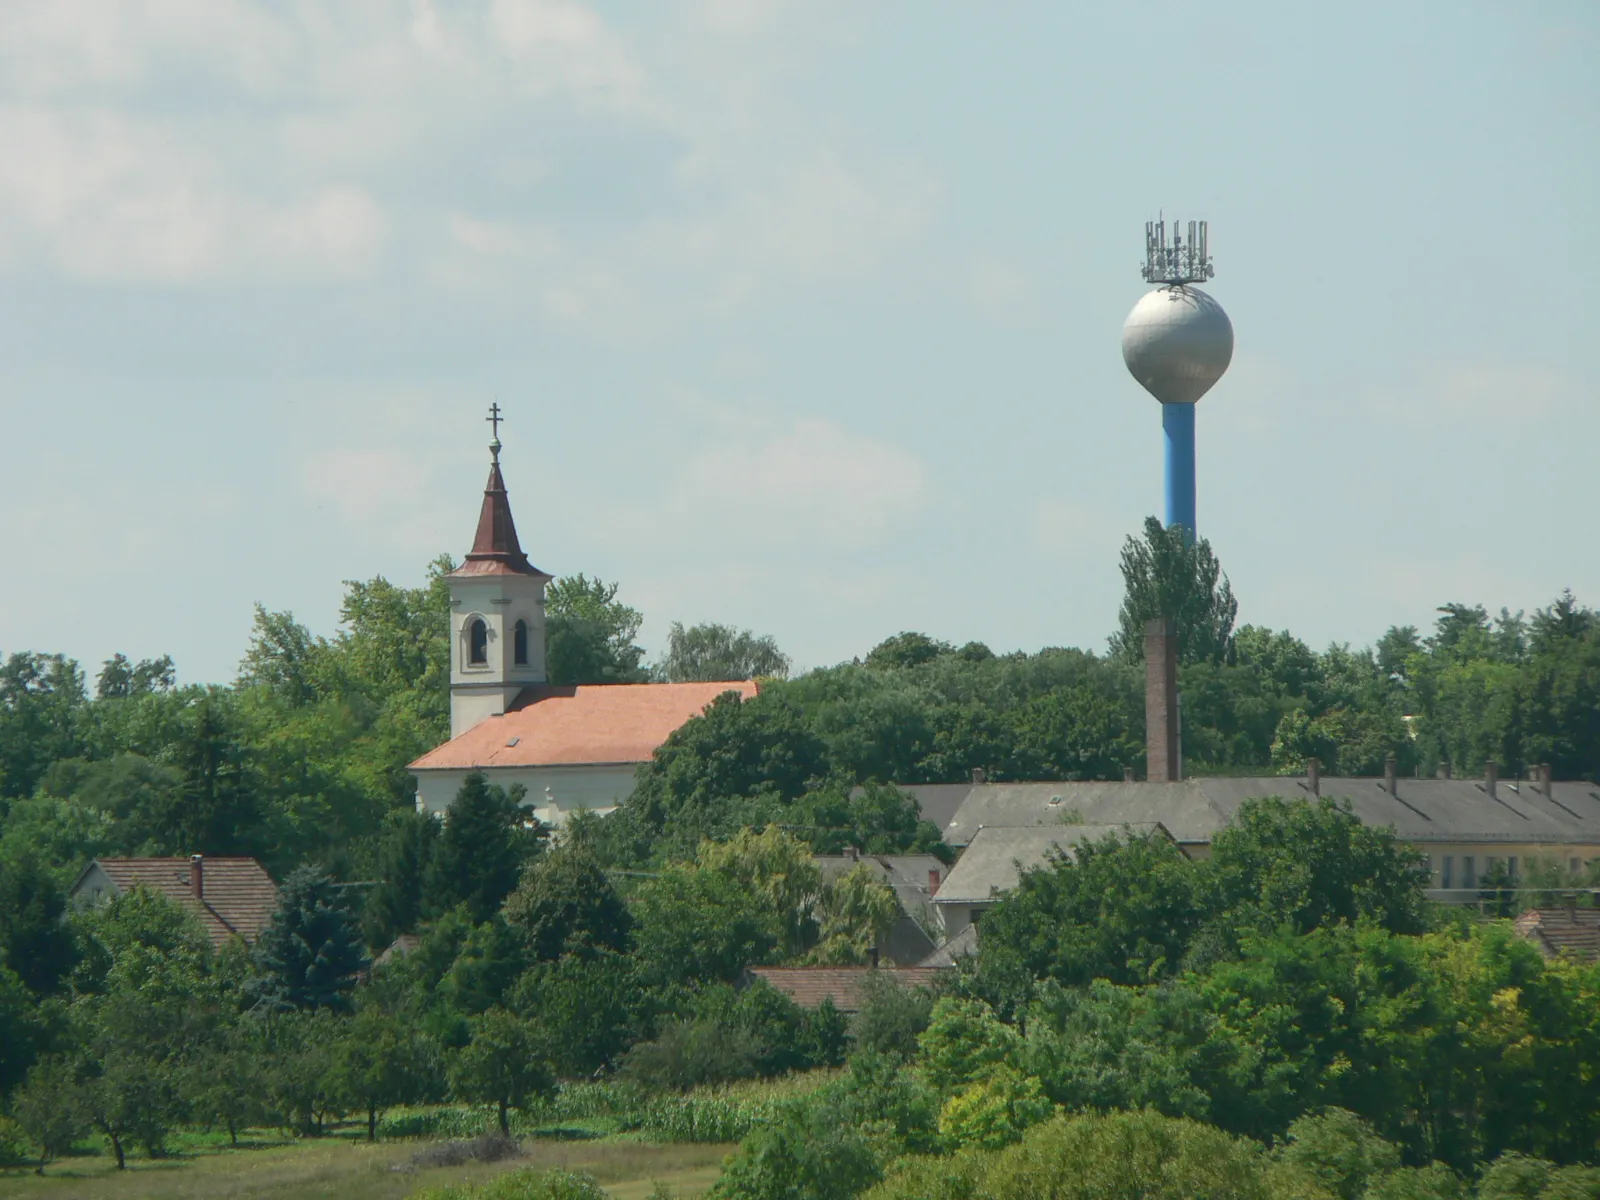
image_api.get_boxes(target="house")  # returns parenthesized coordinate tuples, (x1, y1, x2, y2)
(815, 851, 946, 966)
(70, 855, 278, 949)
(1513, 908, 1600, 961)
(931, 823, 1171, 937)
(741, 966, 948, 1014)
(408, 422, 761, 826)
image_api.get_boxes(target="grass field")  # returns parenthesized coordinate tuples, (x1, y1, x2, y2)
(0, 1131, 732, 1199)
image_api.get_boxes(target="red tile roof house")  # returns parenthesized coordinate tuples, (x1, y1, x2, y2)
(69, 855, 278, 949)
(408, 425, 760, 827)
(1514, 907, 1600, 961)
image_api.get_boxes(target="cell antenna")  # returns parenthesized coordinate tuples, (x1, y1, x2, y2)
(1141, 218, 1214, 286)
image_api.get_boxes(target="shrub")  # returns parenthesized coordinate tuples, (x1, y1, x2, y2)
(1279, 1108, 1402, 1200)
(1364, 1165, 1468, 1200)
(937, 1065, 1053, 1151)
(711, 1099, 881, 1200)
(852, 971, 935, 1060)
(409, 1134, 523, 1170)
(0, 1116, 32, 1168)
(917, 997, 1020, 1093)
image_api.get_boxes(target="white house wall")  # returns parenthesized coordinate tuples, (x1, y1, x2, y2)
(415, 763, 641, 827)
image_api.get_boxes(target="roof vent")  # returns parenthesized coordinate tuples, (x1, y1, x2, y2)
(506, 736, 521, 747)
(1048, 796, 1063, 807)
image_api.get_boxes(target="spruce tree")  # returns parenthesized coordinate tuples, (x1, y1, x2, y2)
(424, 772, 543, 923)
(363, 808, 440, 947)
(251, 866, 368, 1011)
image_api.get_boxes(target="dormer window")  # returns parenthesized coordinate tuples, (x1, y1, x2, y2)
(513, 619, 529, 666)
(468, 618, 488, 666)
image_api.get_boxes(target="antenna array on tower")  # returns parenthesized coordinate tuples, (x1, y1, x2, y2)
(1141, 218, 1213, 286)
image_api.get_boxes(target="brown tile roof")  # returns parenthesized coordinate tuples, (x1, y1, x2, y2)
(410, 680, 760, 770)
(743, 966, 947, 1013)
(74, 857, 278, 949)
(1514, 908, 1600, 961)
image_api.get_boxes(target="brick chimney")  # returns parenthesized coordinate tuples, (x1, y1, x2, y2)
(1539, 762, 1553, 796)
(1144, 618, 1180, 783)
(1384, 753, 1397, 796)
(1123, 766, 1135, 783)
(189, 854, 204, 900)
(970, 766, 986, 785)
(1485, 760, 1498, 799)
(1438, 761, 1453, 780)
(1306, 757, 1321, 797)
(928, 868, 941, 896)
(868, 947, 880, 969)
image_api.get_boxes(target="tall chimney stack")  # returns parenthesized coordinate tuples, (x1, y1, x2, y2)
(970, 767, 986, 785)
(1485, 760, 1498, 799)
(1144, 618, 1180, 783)
(1306, 757, 1321, 797)
(189, 854, 204, 900)
(1384, 753, 1397, 797)
(928, 868, 941, 897)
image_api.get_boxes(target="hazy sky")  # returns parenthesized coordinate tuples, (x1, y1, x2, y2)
(2, 1, 1595, 686)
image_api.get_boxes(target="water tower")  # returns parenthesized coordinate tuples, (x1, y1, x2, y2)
(1121, 219, 1233, 540)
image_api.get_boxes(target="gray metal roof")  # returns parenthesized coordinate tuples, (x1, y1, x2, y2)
(919, 922, 979, 968)
(891, 783, 977, 836)
(940, 779, 1600, 848)
(934, 824, 1165, 906)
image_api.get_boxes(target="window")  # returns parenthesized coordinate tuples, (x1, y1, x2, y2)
(513, 619, 529, 666)
(1507, 856, 1519, 882)
(1572, 858, 1583, 877)
(1442, 856, 1454, 889)
(468, 618, 488, 666)
(1461, 856, 1475, 888)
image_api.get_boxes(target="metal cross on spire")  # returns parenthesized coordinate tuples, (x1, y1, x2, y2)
(486, 402, 503, 463)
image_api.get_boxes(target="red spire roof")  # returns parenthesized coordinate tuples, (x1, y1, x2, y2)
(450, 447, 549, 579)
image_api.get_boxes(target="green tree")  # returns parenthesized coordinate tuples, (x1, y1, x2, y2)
(0, 652, 87, 800)
(917, 997, 1022, 1094)
(449, 1008, 553, 1135)
(622, 691, 828, 853)
(503, 843, 631, 961)
(330, 1007, 439, 1141)
(1206, 797, 1429, 938)
(510, 950, 643, 1076)
(866, 632, 955, 670)
(655, 621, 790, 682)
(629, 863, 779, 990)
(1109, 517, 1238, 666)
(977, 830, 1205, 990)
(545, 574, 647, 685)
(0, 854, 79, 995)
(95, 654, 176, 700)
(712, 1098, 882, 1200)
(1279, 1108, 1402, 1200)
(11, 1057, 87, 1170)
(365, 806, 441, 947)
(251, 866, 369, 1011)
(425, 772, 543, 924)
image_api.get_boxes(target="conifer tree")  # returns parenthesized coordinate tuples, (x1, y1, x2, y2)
(251, 866, 368, 1011)
(424, 772, 544, 923)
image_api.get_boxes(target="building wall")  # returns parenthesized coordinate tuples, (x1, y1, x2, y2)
(415, 762, 641, 826)
(70, 863, 117, 908)
(448, 574, 548, 738)
(1417, 842, 1600, 893)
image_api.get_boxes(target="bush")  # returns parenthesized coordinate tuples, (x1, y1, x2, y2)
(852, 971, 935, 1060)
(868, 1110, 1287, 1200)
(0, 1116, 32, 1168)
(1364, 1165, 1468, 1200)
(1478, 1156, 1600, 1200)
(937, 1065, 1053, 1151)
(711, 1098, 881, 1200)
(1279, 1108, 1401, 1200)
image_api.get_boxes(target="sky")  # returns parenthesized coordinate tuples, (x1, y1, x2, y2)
(1, 1, 1596, 687)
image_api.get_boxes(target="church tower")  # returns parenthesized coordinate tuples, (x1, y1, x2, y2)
(446, 408, 552, 738)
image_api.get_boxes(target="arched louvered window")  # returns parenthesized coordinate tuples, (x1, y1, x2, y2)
(513, 619, 529, 666)
(468, 618, 489, 666)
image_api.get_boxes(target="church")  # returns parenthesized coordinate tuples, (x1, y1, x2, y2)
(409, 422, 757, 826)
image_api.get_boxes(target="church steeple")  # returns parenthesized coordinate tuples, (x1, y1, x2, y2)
(445, 407, 551, 738)
(455, 403, 547, 578)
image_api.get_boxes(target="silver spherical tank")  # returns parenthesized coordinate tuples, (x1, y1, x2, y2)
(1121, 285, 1234, 405)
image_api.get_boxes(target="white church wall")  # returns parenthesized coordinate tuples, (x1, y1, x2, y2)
(448, 574, 547, 738)
(415, 763, 642, 827)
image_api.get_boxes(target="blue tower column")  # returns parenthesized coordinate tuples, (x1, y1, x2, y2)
(1162, 402, 1196, 541)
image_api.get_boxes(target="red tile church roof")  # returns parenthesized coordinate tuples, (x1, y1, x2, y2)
(410, 681, 760, 770)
